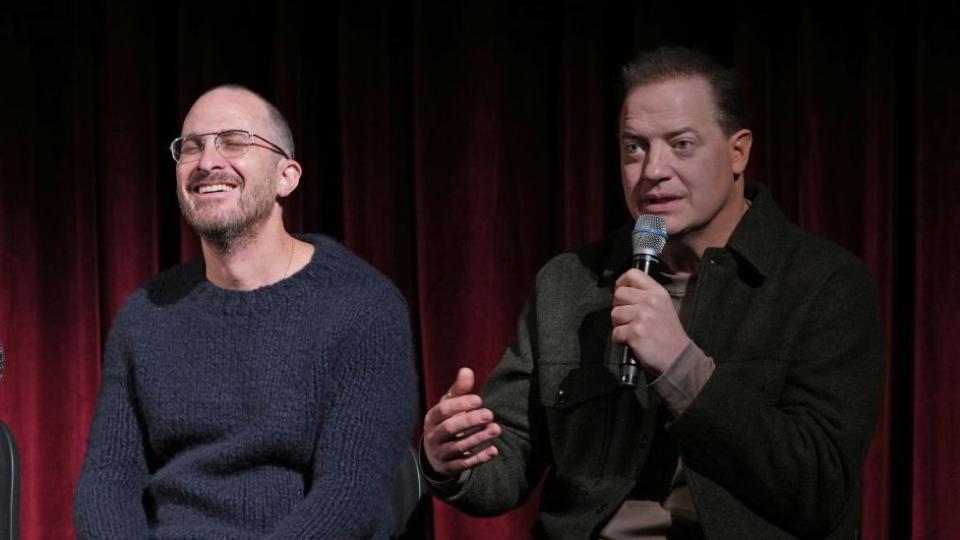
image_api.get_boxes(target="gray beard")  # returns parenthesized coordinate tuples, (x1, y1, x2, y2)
(190, 213, 262, 254)
(178, 184, 276, 255)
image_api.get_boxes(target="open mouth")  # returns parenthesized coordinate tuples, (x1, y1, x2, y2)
(195, 184, 237, 194)
(644, 194, 681, 207)
(188, 176, 241, 195)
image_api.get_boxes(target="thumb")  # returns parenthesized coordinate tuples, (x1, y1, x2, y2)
(444, 367, 475, 400)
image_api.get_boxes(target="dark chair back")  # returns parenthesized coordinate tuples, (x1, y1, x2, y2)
(0, 421, 19, 540)
(389, 446, 426, 539)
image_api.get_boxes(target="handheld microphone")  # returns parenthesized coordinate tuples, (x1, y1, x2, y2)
(618, 214, 667, 387)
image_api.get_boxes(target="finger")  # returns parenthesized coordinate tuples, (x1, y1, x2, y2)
(612, 285, 646, 307)
(424, 407, 492, 450)
(443, 367, 475, 401)
(610, 304, 642, 326)
(611, 324, 626, 345)
(423, 394, 482, 427)
(440, 439, 501, 474)
(615, 282, 673, 311)
(427, 424, 501, 475)
(439, 422, 502, 461)
(451, 444, 499, 471)
(437, 409, 493, 439)
(615, 268, 658, 289)
(611, 323, 644, 346)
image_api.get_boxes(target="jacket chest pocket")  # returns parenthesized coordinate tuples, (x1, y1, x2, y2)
(539, 362, 621, 481)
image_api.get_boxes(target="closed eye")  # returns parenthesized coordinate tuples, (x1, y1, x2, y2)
(179, 138, 203, 155)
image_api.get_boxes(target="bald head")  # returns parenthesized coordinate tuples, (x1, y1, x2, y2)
(186, 85, 295, 159)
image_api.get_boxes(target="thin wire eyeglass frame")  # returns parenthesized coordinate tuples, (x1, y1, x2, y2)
(169, 129, 289, 163)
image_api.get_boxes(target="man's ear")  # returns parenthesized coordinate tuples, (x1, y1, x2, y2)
(276, 159, 302, 198)
(729, 128, 753, 176)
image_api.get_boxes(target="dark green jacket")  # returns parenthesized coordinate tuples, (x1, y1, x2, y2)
(435, 184, 883, 539)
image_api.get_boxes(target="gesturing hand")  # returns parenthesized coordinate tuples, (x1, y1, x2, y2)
(422, 367, 501, 478)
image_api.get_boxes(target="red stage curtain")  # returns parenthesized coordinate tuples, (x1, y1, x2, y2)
(0, 2, 956, 538)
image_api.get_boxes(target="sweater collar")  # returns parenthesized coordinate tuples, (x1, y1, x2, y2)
(146, 234, 337, 315)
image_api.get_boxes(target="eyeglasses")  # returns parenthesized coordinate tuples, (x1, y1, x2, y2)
(169, 129, 289, 163)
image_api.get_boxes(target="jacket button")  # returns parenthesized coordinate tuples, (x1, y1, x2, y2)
(556, 389, 567, 406)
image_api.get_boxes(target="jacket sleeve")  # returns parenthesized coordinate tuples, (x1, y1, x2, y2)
(431, 285, 552, 516)
(267, 287, 418, 539)
(73, 316, 151, 539)
(669, 259, 884, 538)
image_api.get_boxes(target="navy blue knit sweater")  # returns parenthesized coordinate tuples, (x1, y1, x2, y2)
(74, 235, 417, 539)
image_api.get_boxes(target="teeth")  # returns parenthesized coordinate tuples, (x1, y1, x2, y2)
(197, 184, 233, 194)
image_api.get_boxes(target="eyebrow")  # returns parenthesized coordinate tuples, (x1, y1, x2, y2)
(621, 126, 703, 140)
(180, 130, 234, 139)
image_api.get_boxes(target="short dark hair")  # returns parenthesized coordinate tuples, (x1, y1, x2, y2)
(621, 46, 745, 135)
(210, 84, 295, 159)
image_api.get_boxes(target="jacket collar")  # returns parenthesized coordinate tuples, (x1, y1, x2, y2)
(603, 182, 785, 281)
(723, 182, 785, 279)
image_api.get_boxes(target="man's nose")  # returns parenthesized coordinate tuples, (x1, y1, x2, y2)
(198, 136, 228, 171)
(642, 144, 671, 182)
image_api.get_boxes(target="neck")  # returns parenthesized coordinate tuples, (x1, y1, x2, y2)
(200, 215, 311, 291)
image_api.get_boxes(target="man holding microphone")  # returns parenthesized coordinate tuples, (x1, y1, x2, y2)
(421, 47, 883, 539)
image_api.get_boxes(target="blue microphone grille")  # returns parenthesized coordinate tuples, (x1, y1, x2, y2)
(632, 214, 667, 256)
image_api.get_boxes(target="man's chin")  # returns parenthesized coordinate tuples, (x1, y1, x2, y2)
(186, 214, 242, 244)
(185, 212, 230, 235)
(190, 213, 272, 253)
(178, 193, 274, 251)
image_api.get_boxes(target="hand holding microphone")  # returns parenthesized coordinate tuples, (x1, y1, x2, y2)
(613, 215, 689, 384)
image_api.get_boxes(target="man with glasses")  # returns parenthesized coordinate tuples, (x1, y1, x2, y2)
(74, 85, 417, 538)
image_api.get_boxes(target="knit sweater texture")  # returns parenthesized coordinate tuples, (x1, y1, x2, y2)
(74, 234, 417, 539)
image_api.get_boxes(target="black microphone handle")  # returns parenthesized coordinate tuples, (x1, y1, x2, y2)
(618, 253, 659, 386)
(633, 253, 659, 276)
